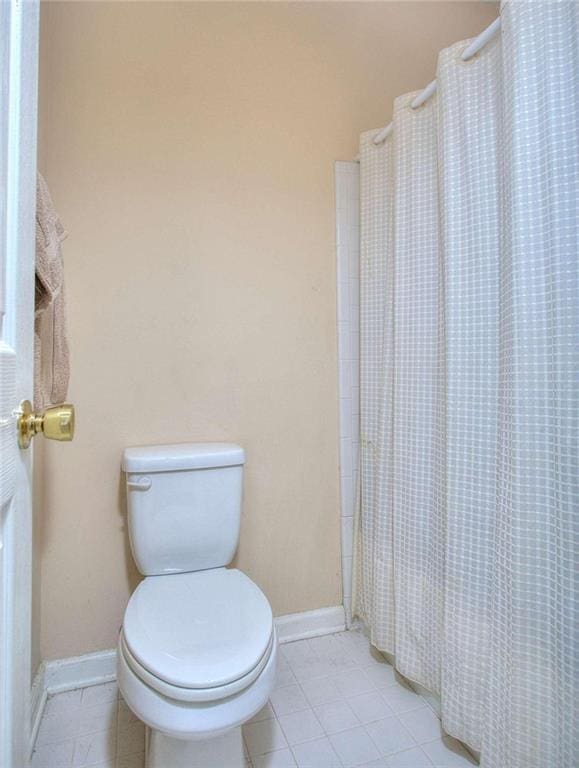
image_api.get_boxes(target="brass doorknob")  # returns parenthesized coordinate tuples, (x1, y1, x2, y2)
(17, 400, 75, 449)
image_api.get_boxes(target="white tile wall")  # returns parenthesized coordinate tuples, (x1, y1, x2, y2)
(33, 631, 477, 768)
(335, 161, 360, 624)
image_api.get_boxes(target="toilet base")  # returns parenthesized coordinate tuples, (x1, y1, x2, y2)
(146, 726, 246, 768)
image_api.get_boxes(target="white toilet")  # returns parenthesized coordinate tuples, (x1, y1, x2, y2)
(117, 442, 277, 768)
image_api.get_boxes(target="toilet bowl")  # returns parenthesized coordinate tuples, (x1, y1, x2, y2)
(117, 443, 277, 768)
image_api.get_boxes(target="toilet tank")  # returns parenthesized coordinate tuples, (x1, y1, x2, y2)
(121, 442, 245, 576)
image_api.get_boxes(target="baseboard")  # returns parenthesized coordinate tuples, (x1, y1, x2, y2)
(30, 648, 117, 756)
(30, 663, 47, 753)
(43, 647, 117, 695)
(275, 605, 345, 644)
(30, 604, 346, 752)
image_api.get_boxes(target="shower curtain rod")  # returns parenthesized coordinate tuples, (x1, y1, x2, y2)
(355, 16, 501, 157)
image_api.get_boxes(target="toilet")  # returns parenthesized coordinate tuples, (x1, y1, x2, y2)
(117, 442, 277, 768)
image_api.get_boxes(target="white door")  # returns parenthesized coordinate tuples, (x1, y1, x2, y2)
(0, 1, 39, 767)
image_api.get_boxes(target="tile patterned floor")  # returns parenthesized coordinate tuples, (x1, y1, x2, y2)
(32, 630, 478, 768)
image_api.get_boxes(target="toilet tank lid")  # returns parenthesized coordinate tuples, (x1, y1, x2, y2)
(122, 442, 245, 473)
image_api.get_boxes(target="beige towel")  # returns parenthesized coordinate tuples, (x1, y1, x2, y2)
(35, 173, 69, 410)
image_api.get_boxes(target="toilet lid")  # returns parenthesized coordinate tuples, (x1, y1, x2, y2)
(123, 568, 273, 690)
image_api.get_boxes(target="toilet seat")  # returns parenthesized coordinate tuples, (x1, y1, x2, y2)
(117, 626, 278, 742)
(123, 568, 274, 694)
(119, 629, 275, 702)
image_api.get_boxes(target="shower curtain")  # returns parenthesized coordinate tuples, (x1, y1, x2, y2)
(355, 2, 578, 767)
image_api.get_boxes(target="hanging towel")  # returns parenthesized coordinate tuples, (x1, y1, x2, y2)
(35, 173, 70, 410)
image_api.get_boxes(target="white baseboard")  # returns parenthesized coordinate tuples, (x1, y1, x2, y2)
(30, 647, 117, 755)
(275, 605, 345, 644)
(30, 604, 346, 752)
(44, 648, 117, 695)
(30, 663, 47, 752)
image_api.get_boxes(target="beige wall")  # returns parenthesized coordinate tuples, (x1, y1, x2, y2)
(36, 1, 497, 662)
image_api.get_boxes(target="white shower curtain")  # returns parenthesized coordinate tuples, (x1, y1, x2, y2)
(355, 2, 578, 767)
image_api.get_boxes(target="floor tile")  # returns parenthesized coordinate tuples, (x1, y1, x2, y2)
(306, 635, 341, 657)
(116, 720, 145, 758)
(253, 747, 298, 767)
(347, 691, 393, 724)
(312, 634, 355, 665)
(78, 700, 118, 737)
(270, 684, 309, 717)
(422, 737, 477, 767)
(348, 644, 383, 669)
(329, 725, 381, 767)
(283, 638, 344, 680)
(326, 634, 361, 670)
(332, 668, 375, 698)
(117, 699, 140, 730)
(291, 736, 343, 768)
(314, 699, 360, 734)
(330, 638, 360, 660)
(81, 683, 118, 708)
(398, 707, 444, 744)
(384, 746, 434, 767)
(36, 710, 80, 746)
(243, 718, 288, 758)
(72, 728, 116, 767)
(379, 680, 424, 714)
(84, 761, 114, 768)
(115, 754, 145, 768)
(329, 651, 359, 672)
(291, 656, 336, 682)
(278, 709, 324, 745)
(300, 676, 343, 708)
(33, 629, 456, 768)
(282, 641, 316, 667)
(248, 702, 276, 724)
(276, 657, 297, 688)
(338, 631, 370, 654)
(44, 690, 83, 717)
(365, 716, 417, 756)
(32, 738, 76, 768)
(361, 659, 397, 689)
